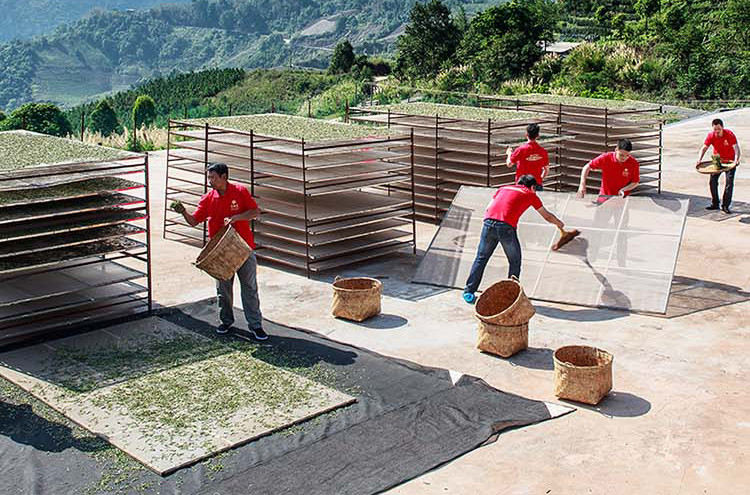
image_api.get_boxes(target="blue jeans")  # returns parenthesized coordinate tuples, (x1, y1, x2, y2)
(464, 219, 522, 294)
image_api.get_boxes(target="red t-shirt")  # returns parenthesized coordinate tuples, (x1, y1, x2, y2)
(484, 185, 543, 228)
(704, 129, 737, 161)
(510, 140, 549, 185)
(194, 182, 257, 248)
(590, 152, 640, 197)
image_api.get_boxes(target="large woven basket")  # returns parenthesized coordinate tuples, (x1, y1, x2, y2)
(554, 345, 613, 405)
(475, 278, 535, 326)
(476, 320, 528, 358)
(332, 277, 382, 322)
(194, 225, 251, 281)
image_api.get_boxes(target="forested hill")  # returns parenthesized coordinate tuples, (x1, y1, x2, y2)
(0, 0, 494, 111)
(0, 0, 191, 42)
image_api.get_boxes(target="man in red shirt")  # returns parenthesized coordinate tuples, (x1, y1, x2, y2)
(175, 162, 266, 340)
(695, 118, 741, 213)
(576, 139, 640, 201)
(463, 175, 566, 304)
(506, 123, 549, 189)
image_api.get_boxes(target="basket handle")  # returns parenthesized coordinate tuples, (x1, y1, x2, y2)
(334, 275, 342, 282)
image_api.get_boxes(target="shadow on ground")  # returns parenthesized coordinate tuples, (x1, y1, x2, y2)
(506, 347, 554, 371)
(0, 399, 106, 453)
(666, 276, 750, 318)
(562, 391, 652, 418)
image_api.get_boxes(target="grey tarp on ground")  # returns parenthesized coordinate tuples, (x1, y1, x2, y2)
(413, 186, 688, 313)
(0, 299, 571, 495)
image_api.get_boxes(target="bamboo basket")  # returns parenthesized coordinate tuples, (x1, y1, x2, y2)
(475, 278, 535, 326)
(554, 345, 613, 405)
(194, 225, 251, 281)
(332, 277, 382, 322)
(476, 320, 528, 358)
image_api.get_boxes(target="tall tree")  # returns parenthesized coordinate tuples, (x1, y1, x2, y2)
(458, 0, 556, 88)
(0, 103, 72, 137)
(395, 0, 460, 80)
(327, 40, 356, 75)
(89, 99, 119, 136)
(132, 95, 156, 128)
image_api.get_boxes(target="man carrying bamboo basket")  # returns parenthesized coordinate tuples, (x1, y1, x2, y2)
(173, 162, 267, 341)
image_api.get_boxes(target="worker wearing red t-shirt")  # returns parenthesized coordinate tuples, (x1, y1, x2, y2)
(463, 175, 566, 304)
(577, 139, 640, 201)
(175, 162, 266, 341)
(695, 118, 741, 213)
(506, 123, 549, 189)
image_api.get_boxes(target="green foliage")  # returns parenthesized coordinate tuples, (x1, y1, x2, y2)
(132, 95, 156, 128)
(0, 103, 72, 137)
(303, 80, 359, 118)
(395, 0, 461, 81)
(0, 0, 192, 42)
(89, 100, 119, 137)
(0, 111, 5, 122)
(328, 40, 356, 75)
(209, 69, 341, 115)
(1, 0, 486, 110)
(67, 68, 245, 130)
(458, 0, 556, 89)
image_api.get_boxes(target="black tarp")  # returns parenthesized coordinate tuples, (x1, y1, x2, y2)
(0, 299, 571, 495)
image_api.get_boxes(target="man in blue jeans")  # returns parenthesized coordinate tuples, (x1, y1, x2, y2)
(463, 175, 566, 304)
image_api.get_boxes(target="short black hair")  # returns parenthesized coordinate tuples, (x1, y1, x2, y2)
(206, 162, 229, 178)
(517, 174, 538, 189)
(526, 123, 540, 140)
(617, 139, 633, 152)
(712, 118, 724, 127)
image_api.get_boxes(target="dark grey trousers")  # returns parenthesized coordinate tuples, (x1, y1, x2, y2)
(215, 252, 262, 329)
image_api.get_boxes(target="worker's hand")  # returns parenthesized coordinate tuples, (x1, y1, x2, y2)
(695, 162, 703, 170)
(735, 159, 741, 167)
(618, 189, 626, 197)
(576, 187, 585, 199)
(224, 216, 235, 226)
(506, 146, 513, 156)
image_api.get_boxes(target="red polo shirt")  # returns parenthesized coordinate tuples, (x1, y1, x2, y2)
(193, 182, 257, 248)
(485, 184, 543, 228)
(510, 140, 549, 185)
(590, 152, 640, 197)
(704, 129, 737, 161)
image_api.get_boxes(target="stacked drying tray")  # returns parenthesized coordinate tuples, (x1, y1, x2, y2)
(347, 102, 564, 223)
(0, 131, 152, 347)
(164, 114, 415, 276)
(478, 95, 664, 195)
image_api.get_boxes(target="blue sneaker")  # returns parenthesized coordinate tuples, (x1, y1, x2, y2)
(463, 292, 476, 304)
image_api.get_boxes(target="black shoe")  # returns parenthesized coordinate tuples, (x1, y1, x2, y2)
(248, 327, 269, 341)
(706, 204, 720, 210)
(217, 323, 232, 334)
(722, 206, 732, 214)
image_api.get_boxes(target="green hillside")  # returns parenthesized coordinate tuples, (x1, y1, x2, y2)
(0, 0, 497, 111)
(0, 0, 191, 42)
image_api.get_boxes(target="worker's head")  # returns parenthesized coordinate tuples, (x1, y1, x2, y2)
(207, 162, 229, 191)
(526, 123, 540, 141)
(517, 174, 539, 191)
(712, 118, 724, 135)
(614, 139, 633, 162)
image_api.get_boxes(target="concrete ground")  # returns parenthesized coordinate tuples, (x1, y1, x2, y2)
(147, 109, 750, 494)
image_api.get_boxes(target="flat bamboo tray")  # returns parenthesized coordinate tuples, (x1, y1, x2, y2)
(696, 160, 737, 175)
